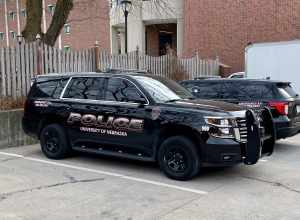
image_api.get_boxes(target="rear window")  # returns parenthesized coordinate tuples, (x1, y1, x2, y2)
(30, 78, 68, 98)
(277, 83, 298, 98)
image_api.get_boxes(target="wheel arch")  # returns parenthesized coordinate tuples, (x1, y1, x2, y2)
(37, 115, 65, 139)
(153, 124, 204, 160)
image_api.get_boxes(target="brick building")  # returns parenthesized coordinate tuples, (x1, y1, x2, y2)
(111, 0, 300, 74)
(0, 0, 110, 51)
(183, 0, 300, 73)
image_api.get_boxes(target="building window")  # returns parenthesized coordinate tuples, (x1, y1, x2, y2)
(10, 31, 16, 39)
(64, 24, 71, 34)
(9, 11, 16, 20)
(64, 46, 71, 52)
(48, 4, 55, 16)
(21, 9, 27, 17)
(0, 32, 4, 41)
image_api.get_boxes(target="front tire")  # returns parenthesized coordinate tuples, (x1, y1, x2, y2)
(40, 124, 71, 159)
(158, 136, 200, 181)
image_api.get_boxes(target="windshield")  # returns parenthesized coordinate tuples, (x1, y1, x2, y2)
(277, 83, 298, 98)
(133, 75, 193, 103)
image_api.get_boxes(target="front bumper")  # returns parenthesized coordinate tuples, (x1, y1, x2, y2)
(201, 137, 243, 167)
(201, 109, 272, 167)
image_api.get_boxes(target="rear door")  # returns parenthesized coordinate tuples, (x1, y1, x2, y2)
(223, 82, 276, 110)
(62, 76, 107, 147)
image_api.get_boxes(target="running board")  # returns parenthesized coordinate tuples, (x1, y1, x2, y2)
(72, 146, 155, 162)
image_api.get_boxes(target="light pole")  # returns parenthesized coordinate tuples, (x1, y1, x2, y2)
(36, 34, 42, 74)
(120, 0, 132, 54)
(17, 35, 22, 45)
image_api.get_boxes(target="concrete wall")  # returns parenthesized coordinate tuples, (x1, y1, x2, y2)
(0, 109, 37, 149)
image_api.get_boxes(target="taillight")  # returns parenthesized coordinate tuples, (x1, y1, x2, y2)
(268, 101, 289, 115)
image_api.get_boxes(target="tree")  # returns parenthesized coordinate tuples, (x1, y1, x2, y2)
(22, 0, 73, 46)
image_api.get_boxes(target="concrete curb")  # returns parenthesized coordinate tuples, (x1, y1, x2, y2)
(0, 109, 37, 149)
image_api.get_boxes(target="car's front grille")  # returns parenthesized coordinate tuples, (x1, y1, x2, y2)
(237, 118, 247, 143)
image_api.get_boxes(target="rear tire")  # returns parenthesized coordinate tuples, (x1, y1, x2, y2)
(158, 136, 200, 181)
(40, 124, 71, 159)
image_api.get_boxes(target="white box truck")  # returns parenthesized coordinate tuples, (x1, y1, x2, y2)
(245, 40, 300, 94)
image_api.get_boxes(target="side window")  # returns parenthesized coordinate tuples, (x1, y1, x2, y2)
(223, 82, 242, 100)
(53, 79, 68, 98)
(105, 78, 146, 103)
(185, 82, 223, 99)
(237, 84, 275, 99)
(63, 77, 104, 100)
(30, 79, 68, 98)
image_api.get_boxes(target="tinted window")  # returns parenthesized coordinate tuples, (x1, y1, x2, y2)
(53, 79, 68, 98)
(236, 83, 276, 99)
(133, 76, 193, 103)
(30, 79, 68, 98)
(183, 82, 224, 99)
(64, 77, 104, 100)
(277, 83, 298, 98)
(105, 78, 147, 103)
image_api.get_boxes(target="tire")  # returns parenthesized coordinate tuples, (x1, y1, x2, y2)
(158, 136, 200, 181)
(40, 124, 71, 159)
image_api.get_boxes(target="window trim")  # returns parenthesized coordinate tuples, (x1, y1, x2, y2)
(64, 24, 71, 34)
(9, 11, 16, 20)
(60, 76, 150, 106)
(0, 32, 4, 41)
(21, 9, 27, 17)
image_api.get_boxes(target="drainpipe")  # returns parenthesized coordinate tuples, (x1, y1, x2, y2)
(4, 0, 9, 47)
(16, 0, 21, 35)
(42, 0, 47, 33)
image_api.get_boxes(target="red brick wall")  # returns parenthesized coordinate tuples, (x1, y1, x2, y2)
(183, 0, 300, 74)
(0, 0, 110, 51)
(146, 25, 159, 56)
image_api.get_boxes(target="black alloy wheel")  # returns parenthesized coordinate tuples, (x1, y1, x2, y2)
(40, 124, 71, 159)
(158, 136, 200, 181)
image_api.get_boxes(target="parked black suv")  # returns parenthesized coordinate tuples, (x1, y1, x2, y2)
(180, 79, 300, 139)
(23, 73, 274, 180)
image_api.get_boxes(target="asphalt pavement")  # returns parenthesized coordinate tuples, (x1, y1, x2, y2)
(0, 135, 300, 220)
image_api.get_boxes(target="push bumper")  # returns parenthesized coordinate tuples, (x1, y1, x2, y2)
(202, 109, 272, 167)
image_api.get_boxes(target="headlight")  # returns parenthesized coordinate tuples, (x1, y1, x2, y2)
(204, 117, 237, 128)
(204, 117, 238, 139)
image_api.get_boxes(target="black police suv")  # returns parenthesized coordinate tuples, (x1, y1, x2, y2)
(23, 72, 274, 180)
(180, 79, 300, 140)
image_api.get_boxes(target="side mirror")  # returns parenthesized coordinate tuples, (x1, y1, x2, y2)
(126, 89, 148, 105)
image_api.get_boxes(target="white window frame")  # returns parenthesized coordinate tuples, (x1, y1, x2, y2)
(64, 24, 71, 34)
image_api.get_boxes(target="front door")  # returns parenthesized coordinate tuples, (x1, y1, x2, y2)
(102, 77, 155, 157)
